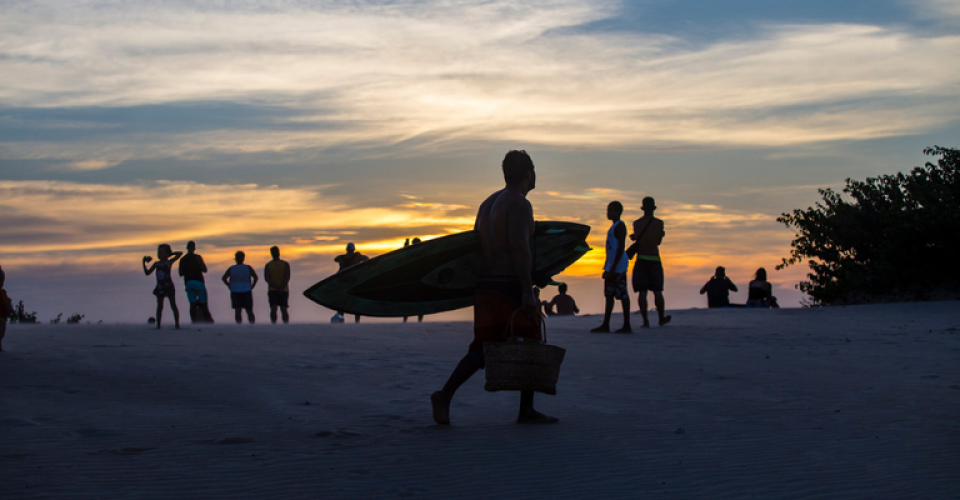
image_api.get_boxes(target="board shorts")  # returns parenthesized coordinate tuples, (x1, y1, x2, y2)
(632, 259, 664, 292)
(231, 291, 253, 310)
(469, 276, 542, 352)
(604, 272, 628, 300)
(184, 280, 207, 303)
(268, 290, 289, 308)
(153, 282, 176, 298)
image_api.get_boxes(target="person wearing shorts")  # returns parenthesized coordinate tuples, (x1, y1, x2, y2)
(142, 244, 183, 329)
(222, 251, 258, 324)
(179, 241, 214, 323)
(264, 246, 291, 324)
(592, 201, 631, 333)
(626, 197, 671, 327)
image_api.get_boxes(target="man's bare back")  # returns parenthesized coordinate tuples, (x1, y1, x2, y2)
(476, 189, 535, 285)
(631, 214, 665, 257)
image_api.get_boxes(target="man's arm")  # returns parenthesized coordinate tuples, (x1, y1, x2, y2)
(249, 266, 259, 289)
(199, 255, 207, 274)
(700, 280, 710, 294)
(507, 199, 536, 316)
(727, 278, 738, 292)
(572, 299, 579, 314)
(264, 264, 278, 289)
(281, 262, 291, 289)
(222, 269, 231, 288)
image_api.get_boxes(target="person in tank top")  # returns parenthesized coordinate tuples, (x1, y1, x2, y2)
(143, 243, 183, 329)
(592, 201, 631, 333)
(222, 251, 258, 324)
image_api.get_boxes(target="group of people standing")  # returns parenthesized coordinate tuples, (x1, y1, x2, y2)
(142, 242, 291, 329)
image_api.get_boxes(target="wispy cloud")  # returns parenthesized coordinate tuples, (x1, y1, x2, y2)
(2, 1, 958, 168)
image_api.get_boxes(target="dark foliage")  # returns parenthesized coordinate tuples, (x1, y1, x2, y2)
(777, 146, 960, 305)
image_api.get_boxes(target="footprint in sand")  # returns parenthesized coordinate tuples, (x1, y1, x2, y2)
(89, 447, 155, 455)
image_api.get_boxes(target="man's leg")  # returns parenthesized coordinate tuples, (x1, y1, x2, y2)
(654, 291, 671, 326)
(616, 297, 632, 333)
(432, 350, 485, 425)
(246, 307, 256, 324)
(281, 307, 289, 324)
(518, 390, 559, 424)
(270, 305, 278, 324)
(638, 291, 651, 327)
(234, 308, 242, 324)
(355, 314, 360, 323)
(0, 320, 6, 351)
(591, 296, 614, 332)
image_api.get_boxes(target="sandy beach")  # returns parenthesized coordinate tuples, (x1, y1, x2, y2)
(2, 301, 958, 499)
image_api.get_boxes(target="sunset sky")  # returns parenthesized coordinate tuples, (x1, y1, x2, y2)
(2, 0, 958, 323)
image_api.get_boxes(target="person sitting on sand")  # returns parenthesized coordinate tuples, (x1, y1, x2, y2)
(592, 201, 631, 333)
(746, 268, 779, 308)
(333, 243, 368, 323)
(179, 241, 214, 324)
(143, 244, 183, 330)
(626, 197, 671, 327)
(0, 267, 13, 351)
(264, 246, 291, 324)
(222, 251, 259, 324)
(431, 150, 557, 426)
(544, 283, 579, 316)
(700, 266, 739, 308)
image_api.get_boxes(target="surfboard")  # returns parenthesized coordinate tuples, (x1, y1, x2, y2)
(303, 221, 591, 317)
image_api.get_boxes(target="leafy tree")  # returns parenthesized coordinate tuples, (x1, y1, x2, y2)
(778, 146, 960, 305)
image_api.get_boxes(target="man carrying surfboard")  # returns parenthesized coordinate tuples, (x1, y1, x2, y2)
(431, 150, 558, 425)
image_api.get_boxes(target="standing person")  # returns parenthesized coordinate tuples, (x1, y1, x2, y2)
(222, 251, 258, 324)
(700, 266, 739, 308)
(179, 241, 214, 324)
(431, 150, 557, 426)
(143, 244, 182, 330)
(333, 243, 368, 323)
(0, 266, 12, 351)
(264, 246, 291, 324)
(591, 201, 631, 333)
(626, 197, 671, 327)
(403, 238, 424, 323)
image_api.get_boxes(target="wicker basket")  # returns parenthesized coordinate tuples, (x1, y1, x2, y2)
(484, 311, 566, 395)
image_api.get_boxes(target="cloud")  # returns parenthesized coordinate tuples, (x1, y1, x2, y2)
(1, 1, 958, 168)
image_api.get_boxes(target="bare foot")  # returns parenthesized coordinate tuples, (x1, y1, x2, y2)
(659, 315, 672, 326)
(641, 323, 651, 328)
(590, 325, 610, 333)
(517, 410, 559, 424)
(614, 327, 633, 334)
(431, 391, 450, 425)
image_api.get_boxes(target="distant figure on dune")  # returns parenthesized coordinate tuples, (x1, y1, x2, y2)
(431, 150, 557, 426)
(700, 266, 739, 308)
(179, 241, 214, 324)
(333, 243, 368, 323)
(626, 197, 671, 327)
(0, 266, 12, 351)
(143, 244, 183, 330)
(222, 251, 258, 324)
(544, 283, 579, 316)
(747, 268, 780, 309)
(403, 238, 424, 324)
(265, 246, 291, 324)
(592, 201, 631, 333)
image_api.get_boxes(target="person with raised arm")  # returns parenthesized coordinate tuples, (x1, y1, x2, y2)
(143, 244, 183, 330)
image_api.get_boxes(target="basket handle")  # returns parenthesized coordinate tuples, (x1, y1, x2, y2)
(504, 308, 548, 344)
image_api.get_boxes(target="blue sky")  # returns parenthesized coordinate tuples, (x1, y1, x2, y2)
(1, 0, 958, 322)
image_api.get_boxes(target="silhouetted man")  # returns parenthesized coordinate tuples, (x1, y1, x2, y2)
(334, 243, 368, 323)
(627, 197, 671, 327)
(265, 246, 291, 324)
(545, 283, 579, 316)
(431, 150, 557, 425)
(592, 201, 631, 333)
(179, 241, 214, 324)
(700, 266, 738, 308)
(222, 251, 258, 324)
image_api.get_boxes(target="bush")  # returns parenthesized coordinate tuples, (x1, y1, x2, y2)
(777, 146, 960, 305)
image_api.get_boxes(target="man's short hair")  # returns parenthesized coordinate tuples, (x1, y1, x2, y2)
(608, 201, 623, 215)
(559, 283, 568, 294)
(641, 196, 656, 211)
(186, 240, 196, 251)
(716, 266, 725, 274)
(235, 251, 245, 261)
(270, 246, 280, 258)
(502, 150, 534, 185)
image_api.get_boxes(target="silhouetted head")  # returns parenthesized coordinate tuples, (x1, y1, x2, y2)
(559, 283, 568, 295)
(641, 197, 656, 213)
(411, 237, 421, 244)
(346, 242, 355, 253)
(186, 240, 196, 253)
(607, 201, 623, 221)
(235, 251, 245, 264)
(715, 266, 726, 278)
(157, 244, 172, 259)
(755, 268, 767, 281)
(270, 246, 280, 259)
(502, 150, 536, 192)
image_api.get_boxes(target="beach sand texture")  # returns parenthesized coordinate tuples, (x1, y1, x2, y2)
(2, 301, 958, 499)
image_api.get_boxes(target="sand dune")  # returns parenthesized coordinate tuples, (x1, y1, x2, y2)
(2, 302, 958, 499)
